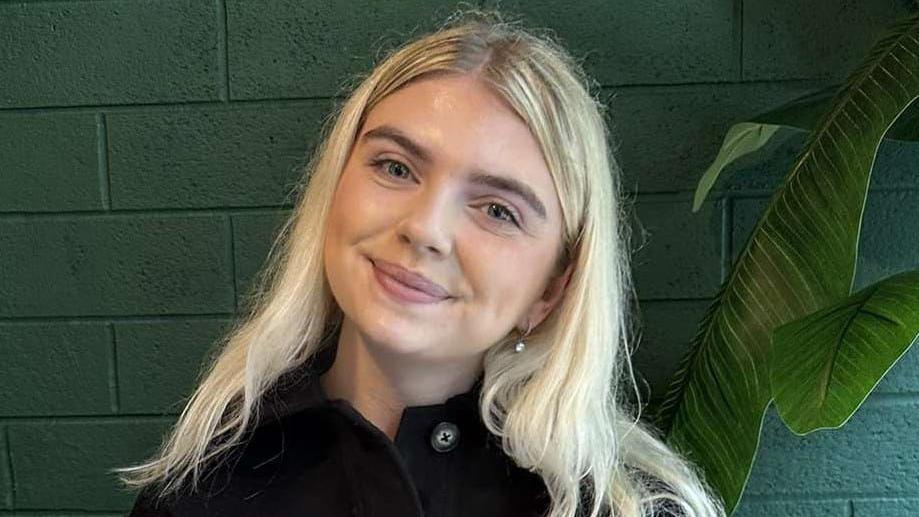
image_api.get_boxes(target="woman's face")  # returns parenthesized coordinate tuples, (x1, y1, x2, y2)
(323, 73, 571, 365)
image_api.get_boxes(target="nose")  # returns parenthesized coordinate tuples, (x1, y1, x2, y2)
(396, 184, 455, 257)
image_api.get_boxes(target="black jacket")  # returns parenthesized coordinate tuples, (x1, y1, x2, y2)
(128, 342, 682, 516)
(128, 340, 552, 516)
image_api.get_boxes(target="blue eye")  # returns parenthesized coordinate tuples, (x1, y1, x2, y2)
(370, 158, 413, 181)
(485, 202, 520, 227)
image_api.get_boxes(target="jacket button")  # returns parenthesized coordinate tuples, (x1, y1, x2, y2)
(430, 421, 460, 452)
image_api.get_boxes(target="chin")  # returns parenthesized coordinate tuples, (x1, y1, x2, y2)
(328, 248, 460, 359)
(359, 298, 452, 359)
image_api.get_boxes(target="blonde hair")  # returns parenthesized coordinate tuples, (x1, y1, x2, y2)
(116, 7, 725, 517)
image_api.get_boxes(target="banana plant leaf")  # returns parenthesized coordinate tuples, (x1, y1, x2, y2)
(748, 81, 919, 141)
(771, 269, 919, 434)
(651, 13, 919, 514)
(692, 69, 919, 213)
(692, 122, 781, 212)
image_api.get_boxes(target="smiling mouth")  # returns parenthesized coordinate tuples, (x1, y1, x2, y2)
(369, 259, 450, 305)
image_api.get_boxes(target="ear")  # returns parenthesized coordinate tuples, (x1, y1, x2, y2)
(520, 261, 574, 332)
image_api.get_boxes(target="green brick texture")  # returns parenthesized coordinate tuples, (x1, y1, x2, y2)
(1, 0, 917, 514)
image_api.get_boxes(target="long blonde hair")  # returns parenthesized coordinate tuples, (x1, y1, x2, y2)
(116, 7, 725, 517)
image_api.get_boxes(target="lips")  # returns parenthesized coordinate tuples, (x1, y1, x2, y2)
(370, 258, 450, 299)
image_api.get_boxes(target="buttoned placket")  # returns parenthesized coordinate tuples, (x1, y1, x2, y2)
(395, 405, 465, 517)
(327, 402, 469, 517)
(316, 393, 473, 517)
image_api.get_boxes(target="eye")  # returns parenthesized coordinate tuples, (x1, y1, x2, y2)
(370, 158, 414, 182)
(484, 202, 520, 227)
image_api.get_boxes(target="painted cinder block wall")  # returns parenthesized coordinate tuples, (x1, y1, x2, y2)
(1, 1, 918, 515)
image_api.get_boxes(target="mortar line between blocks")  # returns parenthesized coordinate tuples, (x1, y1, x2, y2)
(217, 0, 230, 101)
(848, 499, 855, 517)
(2, 426, 13, 509)
(108, 323, 120, 414)
(227, 215, 238, 312)
(0, 313, 235, 324)
(96, 113, 111, 210)
(0, 415, 178, 425)
(0, 206, 295, 221)
(736, 0, 744, 81)
(0, 79, 828, 115)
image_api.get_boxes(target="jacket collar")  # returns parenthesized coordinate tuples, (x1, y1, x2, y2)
(255, 338, 485, 429)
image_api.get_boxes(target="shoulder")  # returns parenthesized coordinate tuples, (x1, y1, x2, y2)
(127, 486, 174, 517)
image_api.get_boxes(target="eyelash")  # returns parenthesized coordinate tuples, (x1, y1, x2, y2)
(369, 158, 521, 227)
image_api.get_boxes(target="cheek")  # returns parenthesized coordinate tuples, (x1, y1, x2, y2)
(324, 168, 367, 272)
(327, 168, 380, 238)
(464, 243, 544, 318)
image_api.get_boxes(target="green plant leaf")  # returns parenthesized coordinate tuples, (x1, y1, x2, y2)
(692, 85, 844, 212)
(692, 123, 781, 212)
(653, 13, 919, 514)
(771, 270, 919, 434)
(693, 75, 919, 212)
(749, 81, 919, 142)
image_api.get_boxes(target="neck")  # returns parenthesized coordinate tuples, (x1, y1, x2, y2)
(319, 318, 484, 441)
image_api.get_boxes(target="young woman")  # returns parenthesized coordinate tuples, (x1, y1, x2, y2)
(119, 8, 725, 517)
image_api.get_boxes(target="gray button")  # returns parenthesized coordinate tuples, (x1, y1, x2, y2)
(430, 421, 460, 452)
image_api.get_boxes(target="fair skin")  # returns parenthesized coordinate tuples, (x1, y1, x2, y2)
(320, 73, 573, 440)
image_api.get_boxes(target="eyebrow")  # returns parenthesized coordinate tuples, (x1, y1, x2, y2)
(361, 124, 548, 220)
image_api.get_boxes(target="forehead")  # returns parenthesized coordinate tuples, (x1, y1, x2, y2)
(357, 75, 560, 215)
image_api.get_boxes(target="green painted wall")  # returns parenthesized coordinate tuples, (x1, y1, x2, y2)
(1, 1, 917, 515)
